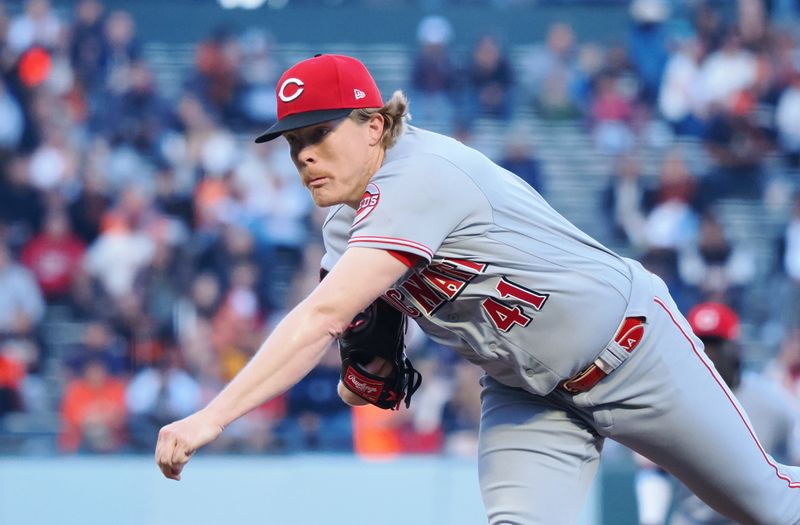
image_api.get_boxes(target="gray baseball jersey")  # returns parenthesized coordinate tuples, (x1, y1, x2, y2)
(323, 125, 633, 394)
(321, 125, 800, 524)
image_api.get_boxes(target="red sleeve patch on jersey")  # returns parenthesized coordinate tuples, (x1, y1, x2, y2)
(388, 250, 422, 268)
(353, 182, 380, 227)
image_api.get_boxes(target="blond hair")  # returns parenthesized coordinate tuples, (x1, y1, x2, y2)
(349, 90, 409, 148)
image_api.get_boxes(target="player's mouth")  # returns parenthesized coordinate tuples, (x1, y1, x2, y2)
(307, 177, 327, 188)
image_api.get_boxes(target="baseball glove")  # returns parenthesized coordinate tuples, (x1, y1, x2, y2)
(338, 297, 422, 410)
(319, 268, 422, 409)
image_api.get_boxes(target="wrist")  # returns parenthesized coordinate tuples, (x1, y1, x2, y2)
(200, 404, 230, 431)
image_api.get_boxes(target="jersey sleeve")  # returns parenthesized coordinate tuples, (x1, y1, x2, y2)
(348, 154, 483, 263)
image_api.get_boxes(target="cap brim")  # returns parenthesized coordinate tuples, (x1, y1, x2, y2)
(254, 108, 353, 143)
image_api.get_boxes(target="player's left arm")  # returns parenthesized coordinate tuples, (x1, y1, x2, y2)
(155, 247, 408, 480)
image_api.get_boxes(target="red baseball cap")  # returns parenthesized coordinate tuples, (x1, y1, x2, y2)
(255, 54, 383, 143)
(687, 302, 740, 341)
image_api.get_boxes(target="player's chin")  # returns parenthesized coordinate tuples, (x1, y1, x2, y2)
(310, 189, 338, 208)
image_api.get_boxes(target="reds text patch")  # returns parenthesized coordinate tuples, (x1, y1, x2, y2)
(353, 183, 380, 227)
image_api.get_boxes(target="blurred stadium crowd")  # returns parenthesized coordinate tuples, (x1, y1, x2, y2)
(3, 0, 800, 460)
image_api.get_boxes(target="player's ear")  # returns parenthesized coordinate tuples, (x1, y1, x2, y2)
(366, 113, 385, 147)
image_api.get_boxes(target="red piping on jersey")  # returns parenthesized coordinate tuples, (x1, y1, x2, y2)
(387, 250, 422, 268)
(349, 236, 434, 259)
(654, 296, 800, 489)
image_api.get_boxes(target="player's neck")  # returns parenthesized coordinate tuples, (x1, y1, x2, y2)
(345, 146, 385, 209)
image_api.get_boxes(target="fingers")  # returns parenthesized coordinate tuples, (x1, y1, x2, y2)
(155, 425, 190, 481)
(171, 442, 195, 471)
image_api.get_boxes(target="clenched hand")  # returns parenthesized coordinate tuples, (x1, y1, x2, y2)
(155, 410, 224, 480)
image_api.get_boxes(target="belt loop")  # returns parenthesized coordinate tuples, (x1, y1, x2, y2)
(560, 316, 646, 394)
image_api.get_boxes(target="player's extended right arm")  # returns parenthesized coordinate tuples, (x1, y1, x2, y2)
(154, 247, 410, 480)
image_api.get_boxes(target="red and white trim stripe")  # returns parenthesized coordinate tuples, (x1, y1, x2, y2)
(654, 296, 800, 489)
(348, 235, 434, 260)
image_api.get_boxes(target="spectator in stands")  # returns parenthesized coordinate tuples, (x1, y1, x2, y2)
(261, 208, 313, 311)
(463, 34, 515, 124)
(236, 28, 281, 129)
(640, 150, 700, 309)
(20, 209, 86, 302)
(764, 28, 799, 103)
(126, 345, 201, 451)
(497, 128, 544, 195)
(134, 237, 189, 335)
(230, 139, 312, 310)
(187, 28, 242, 125)
(627, 0, 670, 105)
(211, 261, 266, 380)
(702, 92, 772, 202)
(0, 78, 25, 150)
(692, 2, 725, 53)
(28, 124, 80, 193)
(570, 42, 606, 118)
(441, 361, 483, 457)
(282, 344, 352, 451)
(737, 0, 769, 50)
(398, 342, 452, 455)
(66, 319, 128, 377)
(603, 152, 650, 248)
(658, 37, 708, 136)
(7, 0, 61, 55)
(174, 271, 221, 377)
(519, 22, 580, 119)
(698, 28, 758, 112)
(69, 0, 107, 95)
(644, 150, 700, 246)
(678, 212, 756, 308)
(776, 71, 800, 168)
(0, 155, 45, 249)
(82, 186, 157, 301)
(97, 59, 170, 157)
(590, 71, 635, 154)
(409, 15, 457, 130)
(166, 92, 238, 189)
(0, 340, 27, 417)
(152, 165, 194, 229)
(103, 10, 140, 92)
(0, 241, 45, 338)
(0, 338, 45, 418)
(68, 165, 111, 245)
(59, 356, 127, 453)
(196, 223, 259, 293)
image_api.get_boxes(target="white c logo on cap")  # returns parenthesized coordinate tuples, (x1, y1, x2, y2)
(278, 78, 304, 102)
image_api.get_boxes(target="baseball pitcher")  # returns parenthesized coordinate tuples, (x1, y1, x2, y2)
(155, 55, 800, 525)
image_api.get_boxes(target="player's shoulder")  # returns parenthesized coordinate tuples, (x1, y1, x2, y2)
(381, 126, 475, 173)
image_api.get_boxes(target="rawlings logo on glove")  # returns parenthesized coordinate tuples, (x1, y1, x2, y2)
(344, 370, 383, 402)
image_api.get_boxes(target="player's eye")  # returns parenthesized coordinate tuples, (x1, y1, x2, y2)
(313, 127, 330, 142)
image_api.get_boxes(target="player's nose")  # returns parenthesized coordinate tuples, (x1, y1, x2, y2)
(294, 144, 317, 167)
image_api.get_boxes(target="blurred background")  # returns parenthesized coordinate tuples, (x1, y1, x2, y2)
(1, 0, 800, 523)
